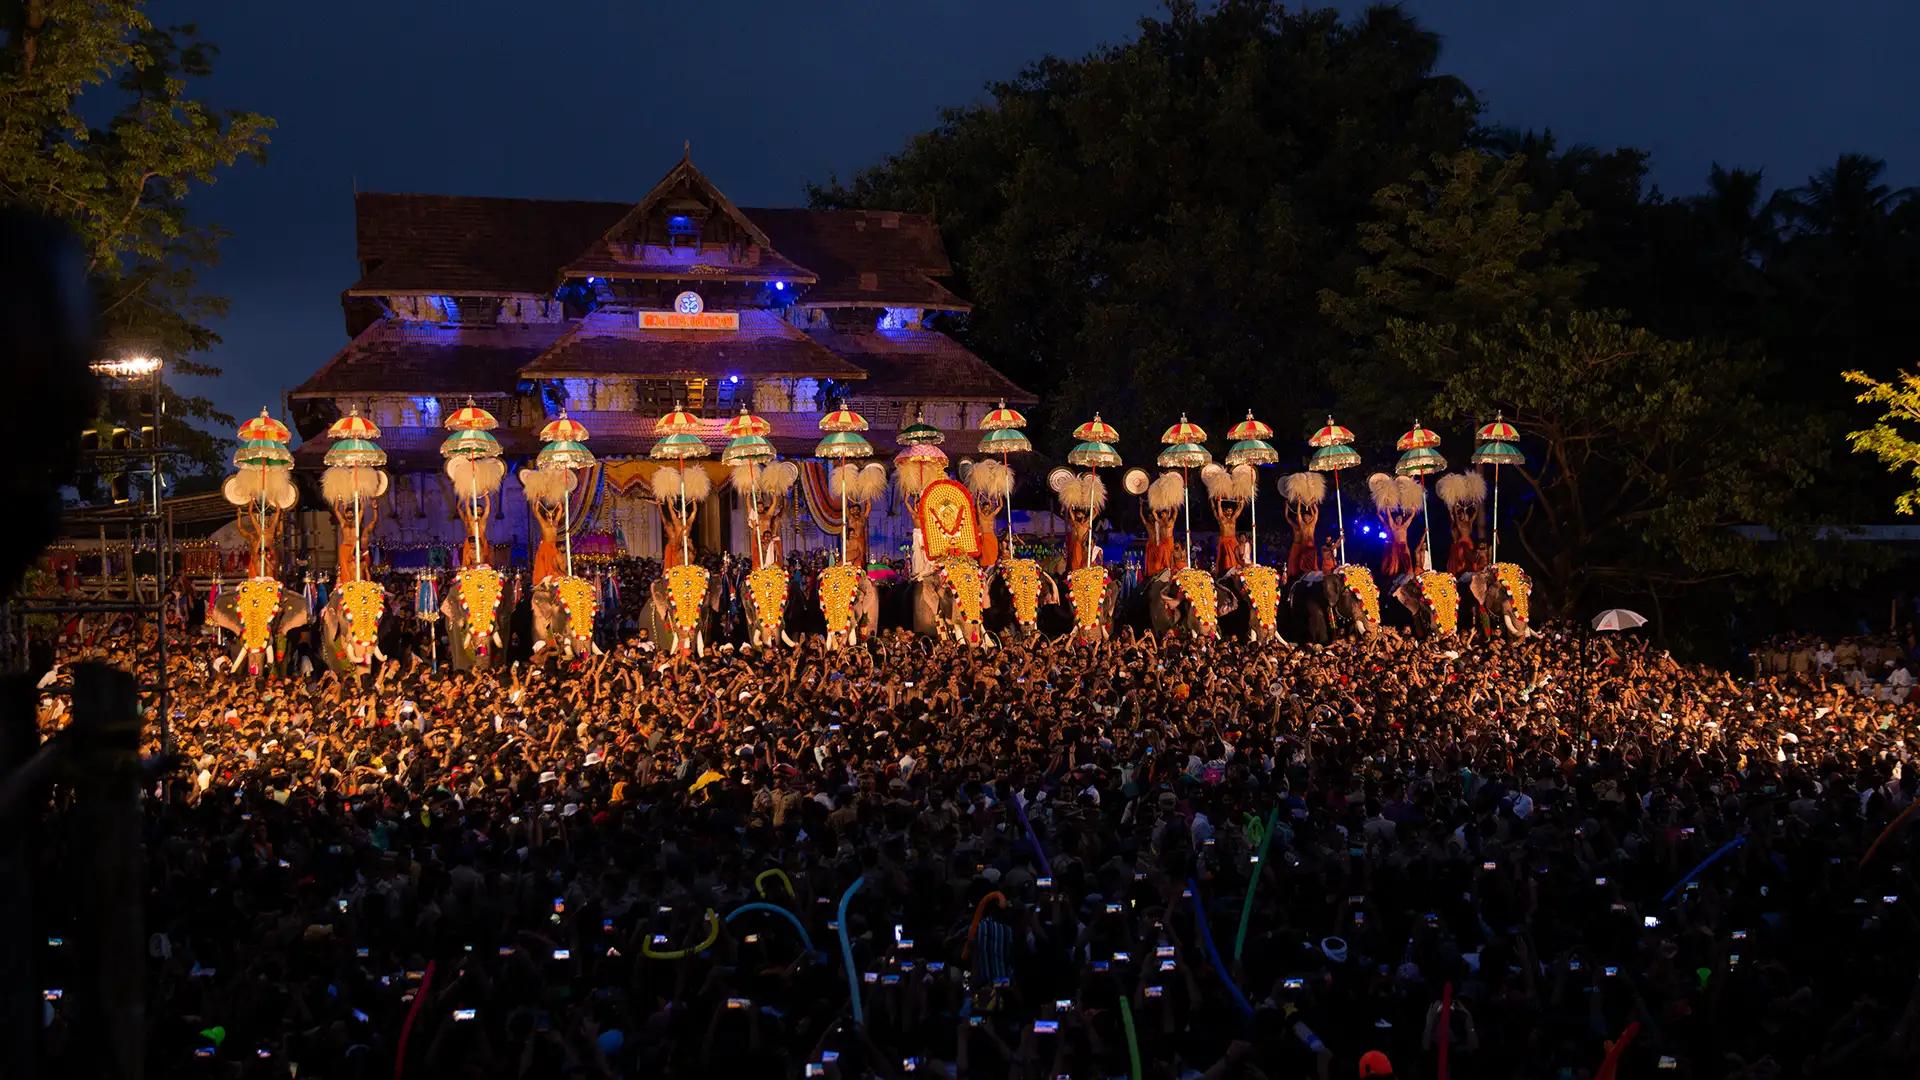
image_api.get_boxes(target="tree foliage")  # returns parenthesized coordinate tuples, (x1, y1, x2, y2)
(811, 0, 1478, 459)
(1844, 369, 1920, 516)
(1, 0, 274, 472)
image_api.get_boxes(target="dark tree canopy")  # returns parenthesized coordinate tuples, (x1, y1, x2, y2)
(819, 1, 1920, 626)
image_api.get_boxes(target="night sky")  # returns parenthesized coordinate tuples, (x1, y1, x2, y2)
(159, 0, 1920, 432)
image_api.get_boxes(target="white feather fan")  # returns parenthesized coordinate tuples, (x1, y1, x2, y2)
(224, 468, 298, 510)
(1147, 472, 1185, 512)
(968, 459, 1014, 500)
(830, 462, 888, 505)
(1056, 473, 1107, 513)
(1368, 472, 1402, 512)
(322, 466, 387, 506)
(518, 466, 575, 505)
(650, 465, 712, 505)
(758, 460, 799, 496)
(1231, 464, 1257, 500)
(444, 456, 505, 499)
(1395, 475, 1425, 513)
(1435, 471, 1488, 509)
(893, 456, 948, 499)
(1204, 465, 1256, 501)
(1281, 472, 1326, 507)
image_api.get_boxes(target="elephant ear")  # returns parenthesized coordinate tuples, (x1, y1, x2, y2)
(1393, 578, 1423, 615)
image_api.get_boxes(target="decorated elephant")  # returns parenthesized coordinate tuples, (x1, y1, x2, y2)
(319, 578, 387, 676)
(532, 574, 601, 661)
(1470, 562, 1533, 639)
(209, 577, 311, 676)
(1062, 566, 1120, 643)
(1394, 569, 1463, 639)
(645, 564, 723, 656)
(1145, 568, 1235, 638)
(1287, 565, 1381, 644)
(440, 566, 507, 670)
(818, 564, 879, 649)
(742, 563, 800, 648)
(1226, 565, 1284, 644)
(987, 558, 1060, 640)
(905, 561, 993, 645)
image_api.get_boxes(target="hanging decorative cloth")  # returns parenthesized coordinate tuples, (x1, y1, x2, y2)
(797, 461, 845, 535)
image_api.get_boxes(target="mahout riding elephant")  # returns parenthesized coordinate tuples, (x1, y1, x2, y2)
(1144, 569, 1236, 638)
(319, 579, 387, 676)
(209, 578, 311, 676)
(532, 575, 601, 661)
(440, 567, 508, 671)
(1469, 563, 1533, 639)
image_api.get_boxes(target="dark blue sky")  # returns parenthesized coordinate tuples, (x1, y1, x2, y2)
(162, 0, 1920, 429)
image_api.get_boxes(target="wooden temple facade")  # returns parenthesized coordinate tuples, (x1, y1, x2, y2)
(289, 152, 1034, 568)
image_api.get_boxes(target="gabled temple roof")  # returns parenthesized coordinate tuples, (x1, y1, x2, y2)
(291, 321, 568, 397)
(345, 192, 964, 308)
(807, 327, 1037, 403)
(519, 310, 866, 381)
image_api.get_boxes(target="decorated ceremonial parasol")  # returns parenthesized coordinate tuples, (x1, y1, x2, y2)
(238, 408, 291, 443)
(1067, 413, 1121, 569)
(1395, 422, 1446, 572)
(1072, 413, 1119, 444)
(816, 404, 874, 565)
(651, 430, 709, 569)
(1307, 416, 1361, 564)
(1471, 412, 1524, 566)
(323, 409, 386, 585)
(978, 406, 1032, 544)
(1158, 415, 1212, 568)
(441, 400, 503, 568)
(894, 440, 950, 517)
(233, 408, 293, 578)
(653, 401, 702, 436)
(1224, 411, 1280, 563)
(721, 404, 776, 560)
(444, 397, 498, 432)
(981, 399, 1027, 432)
(537, 413, 595, 579)
(898, 408, 946, 446)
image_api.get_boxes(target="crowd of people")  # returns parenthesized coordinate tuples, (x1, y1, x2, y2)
(26, 599, 1920, 1079)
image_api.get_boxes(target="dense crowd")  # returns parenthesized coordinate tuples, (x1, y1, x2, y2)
(27, 607, 1920, 1080)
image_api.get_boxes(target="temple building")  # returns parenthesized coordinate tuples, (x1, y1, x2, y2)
(289, 151, 1034, 567)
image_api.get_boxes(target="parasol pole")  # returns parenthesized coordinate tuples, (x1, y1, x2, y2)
(1420, 478, 1433, 573)
(1085, 468, 1096, 568)
(1491, 463, 1500, 566)
(1001, 451, 1013, 553)
(1250, 483, 1258, 566)
(352, 465, 363, 583)
(748, 460, 761, 568)
(682, 474, 693, 568)
(469, 478, 482, 568)
(562, 470, 574, 578)
(1182, 467, 1192, 569)
(840, 468, 848, 566)
(1334, 470, 1347, 566)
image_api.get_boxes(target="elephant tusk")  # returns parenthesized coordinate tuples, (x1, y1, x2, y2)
(372, 646, 387, 662)
(592, 641, 605, 657)
(695, 632, 705, 659)
(493, 631, 504, 647)
(533, 639, 547, 653)
(782, 630, 797, 647)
